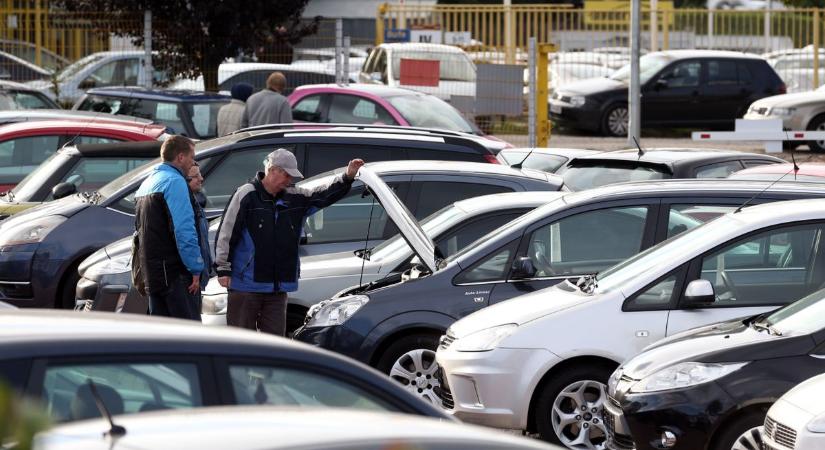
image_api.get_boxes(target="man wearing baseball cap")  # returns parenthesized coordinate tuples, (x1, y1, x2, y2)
(214, 148, 364, 335)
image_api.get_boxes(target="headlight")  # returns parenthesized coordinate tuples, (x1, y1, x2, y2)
(202, 292, 227, 315)
(807, 413, 825, 433)
(305, 295, 368, 327)
(607, 368, 623, 394)
(454, 323, 518, 352)
(569, 95, 586, 107)
(770, 107, 796, 117)
(0, 215, 65, 246)
(83, 253, 131, 280)
(630, 362, 749, 393)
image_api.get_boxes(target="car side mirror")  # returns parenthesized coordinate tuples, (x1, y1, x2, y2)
(52, 182, 77, 200)
(511, 257, 537, 280)
(654, 78, 668, 90)
(683, 279, 716, 308)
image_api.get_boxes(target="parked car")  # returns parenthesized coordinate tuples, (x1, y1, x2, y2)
(73, 87, 231, 139)
(0, 126, 509, 310)
(707, 0, 786, 9)
(170, 62, 352, 95)
(556, 148, 784, 191)
(0, 80, 59, 110)
(744, 84, 825, 151)
(0, 310, 450, 424)
(34, 406, 559, 450)
(550, 50, 786, 136)
(0, 118, 166, 192)
(289, 84, 485, 136)
(360, 43, 477, 102)
(0, 109, 156, 126)
(761, 373, 825, 450)
(496, 148, 600, 173)
(295, 180, 825, 406)
(77, 165, 562, 331)
(0, 50, 51, 82)
(26, 51, 165, 104)
(0, 141, 162, 220)
(606, 280, 825, 450)
(437, 198, 825, 448)
(0, 40, 69, 73)
(729, 162, 825, 182)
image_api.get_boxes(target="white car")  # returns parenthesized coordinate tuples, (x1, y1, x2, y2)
(170, 62, 352, 94)
(437, 198, 825, 449)
(360, 43, 477, 102)
(26, 51, 157, 104)
(743, 84, 825, 151)
(763, 374, 825, 449)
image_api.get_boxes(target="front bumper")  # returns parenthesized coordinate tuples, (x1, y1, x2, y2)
(292, 324, 369, 363)
(763, 399, 825, 450)
(742, 112, 799, 130)
(436, 344, 560, 431)
(608, 380, 737, 450)
(0, 244, 63, 308)
(549, 100, 602, 132)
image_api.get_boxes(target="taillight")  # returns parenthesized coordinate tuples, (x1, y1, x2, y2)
(484, 154, 500, 164)
(778, 83, 787, 94)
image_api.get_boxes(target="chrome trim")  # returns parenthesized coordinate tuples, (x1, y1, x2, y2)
(0, 281, 31, 285)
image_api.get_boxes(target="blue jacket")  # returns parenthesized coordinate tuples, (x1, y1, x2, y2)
(193, 191, 213, 290)
(134, 163, 204, 294)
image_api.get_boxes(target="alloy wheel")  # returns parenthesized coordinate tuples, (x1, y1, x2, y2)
(731, 425, 763, 450)
(816, 121, 825, 150)
(551, 379, 608, 450)
(389, 348, 442, 406)
(607, 107, 629, 136)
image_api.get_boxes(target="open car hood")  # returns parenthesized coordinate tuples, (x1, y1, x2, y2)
(357, 167, 438, 273)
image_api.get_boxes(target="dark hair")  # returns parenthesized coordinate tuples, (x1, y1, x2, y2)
(160, 135, 195, 162)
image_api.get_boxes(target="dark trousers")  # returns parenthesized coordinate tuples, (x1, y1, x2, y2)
(147, 273, 201, 321)
(227, 291, 287, 336)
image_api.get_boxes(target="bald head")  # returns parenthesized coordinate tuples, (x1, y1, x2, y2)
(267, 72, 287, 92)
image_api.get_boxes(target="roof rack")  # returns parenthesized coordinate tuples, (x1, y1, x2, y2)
(234, 123, 477, 139)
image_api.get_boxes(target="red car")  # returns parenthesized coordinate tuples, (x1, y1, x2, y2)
(0, 119, 167, 191)
(729, 162, 825, 183)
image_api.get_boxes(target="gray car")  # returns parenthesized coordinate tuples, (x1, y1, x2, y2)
(744, 85, 825, 151)
(76, 161, 563, 330)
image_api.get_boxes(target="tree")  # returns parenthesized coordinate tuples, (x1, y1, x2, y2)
(55, 0, 320, 91)
(0, 381, 50, 450)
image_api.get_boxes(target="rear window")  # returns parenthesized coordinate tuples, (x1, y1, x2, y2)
(559, 162, 670, 191)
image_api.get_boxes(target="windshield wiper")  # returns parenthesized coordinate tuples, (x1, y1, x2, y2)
(752, 319, 782, 336)
(575, 274, 598, 294)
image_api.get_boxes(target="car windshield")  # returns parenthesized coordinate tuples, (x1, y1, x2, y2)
(58, 53, 105, 81)
(0, 91, 54, 109)
(391, 50, 476, 82)
(559, 163, 670, 191)
(98, 158, 158, 200)
(387, 94, 476, 134)
(765, 288, 825, 335)
(11, 151, 72, 201)
(610, 54, 673, 84)
(370, 203, 468, 261)
(182, 101, 226, 139)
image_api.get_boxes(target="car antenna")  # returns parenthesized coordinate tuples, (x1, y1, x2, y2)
(358, 186, 377, 289)
(86, 379, 127, 438)
(733, 156, 798, 214)
(632, 136, 644, 159)
(511, 147, 535, 169)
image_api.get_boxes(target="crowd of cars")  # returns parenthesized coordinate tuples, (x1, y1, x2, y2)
(4, 40, 825, 450)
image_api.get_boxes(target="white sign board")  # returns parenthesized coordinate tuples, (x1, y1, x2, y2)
(410, 30, 443, 44)
(444, 32, 472, 45)
(692, 119, 825, 153)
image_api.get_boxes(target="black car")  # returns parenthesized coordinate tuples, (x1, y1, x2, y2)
(557, 148, 784, 191)
(293, 180, 825, 402)
(605, 287, 825, 450)
(0, 310, 449, 423)
(73, 87, 231, 139)
(549, 50, 786, 136)
(0, 126, 508, 310)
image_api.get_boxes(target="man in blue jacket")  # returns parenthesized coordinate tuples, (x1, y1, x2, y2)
(133, 135, 204, 320)
(215, 149, 364, 335)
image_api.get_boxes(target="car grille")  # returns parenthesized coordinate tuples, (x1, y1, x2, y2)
(74, 299, 94, 312)
(434, 368, 454, 409)
(604, 397, 636, 450)
(439, 333, 455, 350)
(764, 416, 797, 449)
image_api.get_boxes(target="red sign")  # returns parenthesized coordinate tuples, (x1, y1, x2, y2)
(399, 58, 440, 87)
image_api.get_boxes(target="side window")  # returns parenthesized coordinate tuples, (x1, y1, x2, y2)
(743, 159, 774, 168)
(659, 61, 701, 88)
(76, 95, 126, 114)
(219, 71, 270, 92)
(415, 181, 512, 219)
(74, 136, 124, 145)
(695, 161, 744, 178)
(625, 266, 687, 310)
(526, 206, 649, 277)
(708, 60, 739, 86)
(436, 212, 523, 257)
(305, 144, 402, 176)
(697, 223, 824, 307)
(455, 241, 517, 284)
(120, 58, 140, 85)
(202, 148, 288, 208)
(292, 95, 323, 122)
(327, 95, 398, 125)
(83, 60, 119, 88)
(228, 364, 393, 411)
(42, 362, 202, 423)
(304, 182, 390, 244)
(667, 204, 738, 239)
(738, 63, 753, 86)
(374, 50, 388, 81)
(0, 135, 60, 169)
(53, 157, 155, 199)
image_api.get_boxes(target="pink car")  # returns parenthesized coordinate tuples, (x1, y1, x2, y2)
(287, 84, 504, 142)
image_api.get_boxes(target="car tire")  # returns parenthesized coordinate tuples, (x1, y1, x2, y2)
(711, 409, 767, 450)
(286, 309, 305, 337)
(601, 104, 629, 137)
(534, 364, 615, 449)
(806, 115, 825, 153)
(59, 264, 81, 310)
(376, 334, 442, 405)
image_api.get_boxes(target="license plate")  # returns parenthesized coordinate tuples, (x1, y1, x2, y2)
(550, 103, 562, 114)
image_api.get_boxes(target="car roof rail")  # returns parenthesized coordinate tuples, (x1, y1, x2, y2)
(234, 123, 474, 139)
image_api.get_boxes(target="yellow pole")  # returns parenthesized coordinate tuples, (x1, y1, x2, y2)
(662, 9, 670, 50)
(34, 0, 42, 67)
(815, 9, 821, 89)
(376, 3, 387, 46)
(537, 43, 555, 147)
